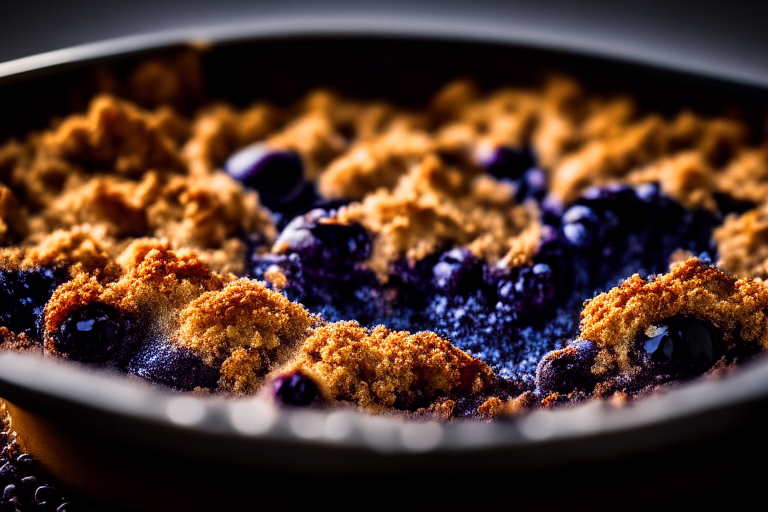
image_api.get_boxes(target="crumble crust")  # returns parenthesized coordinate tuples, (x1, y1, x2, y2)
(580, 258, 768, 375)
(1, 49, 767, 422)
(338, 155, 540, 279)
(285, 321, 495, 412)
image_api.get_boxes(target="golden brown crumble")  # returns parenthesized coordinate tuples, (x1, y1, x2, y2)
(41, 241, 312, 392)
(580, 258, 768, 375)
(2, 48, 768, 423)
(338, 155, 539, 279)
(715, 204, 768, 279)
(285, 321, 495, 412)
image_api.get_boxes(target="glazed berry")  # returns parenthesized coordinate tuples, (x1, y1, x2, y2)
(125, 342, 219, 391)
(478, 146, 536, 181)
(49, 303, 129, 365)
(641, 316, 716, 373)
(0, 266, 68, 339)
(273, 371, 319, 406)
(275, 209, 371, 265)
(535, 339, 598, 395)
(432, 248, 481, 295)
(225, 142, 305, 210)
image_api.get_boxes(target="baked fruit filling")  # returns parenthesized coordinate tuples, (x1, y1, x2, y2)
(1, 51, 767, 422)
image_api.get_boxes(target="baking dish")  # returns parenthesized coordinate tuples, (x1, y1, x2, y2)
(1, 26, 768, 511)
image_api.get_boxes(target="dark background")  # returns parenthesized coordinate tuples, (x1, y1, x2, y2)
(1, 0, 768, 85)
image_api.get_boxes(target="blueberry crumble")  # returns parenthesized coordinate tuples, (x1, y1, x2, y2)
(1, 50, 768, 429)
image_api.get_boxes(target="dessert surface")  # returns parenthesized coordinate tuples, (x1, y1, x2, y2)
(1, 50, 768, 430)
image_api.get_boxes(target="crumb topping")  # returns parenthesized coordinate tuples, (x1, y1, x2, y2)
(580, 258, 768, 374)
(177, 279, 312, 387)
(339, 155, 539, 278)
(715, 204, 768, 278)
(287, 321, 495, 412)
(2, 48, 768, 423)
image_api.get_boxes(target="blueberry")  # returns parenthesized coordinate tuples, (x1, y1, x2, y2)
(125, 342, 219, 391)
(273, 371, 319, 406)
(432, 248, 481, 295)
(1, 484, 17, 504)
(535, 339, 598, 395)
(496, 263, 557, 316)
(34, 485, 60, 507)
(562, 205, 601, 248)
(641, 316, 716, 373)
(225, 142, 305, 210)
(478, 146, 536, 181)
(513, 167, 547, 203)
(49, 303, 129, 364)
(0, 462, 15, 484)
(0, 266, 68, 339)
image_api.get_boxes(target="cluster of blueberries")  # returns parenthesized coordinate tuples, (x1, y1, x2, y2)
(0, 441, 87, 511)
(0, 142, 737, 409)
(240, 142, 727, 399)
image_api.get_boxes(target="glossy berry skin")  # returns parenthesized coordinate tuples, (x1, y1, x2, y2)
(0, 266, 68, 339)
(251, 208, 376, 316)
(273, 371, 319, 406)
(49, 303, 129, 365)
(477, 145, 536, 181)
(225, 142, 305, 210)
(125, 342, 219, 391)
(640, 316, 716, 374)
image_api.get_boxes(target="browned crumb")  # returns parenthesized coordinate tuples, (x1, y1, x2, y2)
(42, 241, 313, 392)
(0, 185, 28, 244)
(177, 279, 312, 392)
(714, 204, 768, 278)
(338, 155, 539, 279)
(317, 128, 433, 200)
(549, 110, 748, 206)
(287, 321, 496, 413)
(41, 95, 188, 178)
(182, 102, 281, 176)
(580, 258, 768, 375)
(716, 147, 768, 205)
(128, 50, 206, 110)
(477, 396, 505, 418)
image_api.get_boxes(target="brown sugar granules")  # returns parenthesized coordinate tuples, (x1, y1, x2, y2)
(580, 258, 768, 375)
(286, 321, 495, 412)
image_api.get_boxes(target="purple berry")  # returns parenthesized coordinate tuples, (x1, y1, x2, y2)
(514, 168, 547, 203)
(126, 342, 219, 391)
(562, 205, 601, 247)
(496, 263, 557, 316)
(225, 142, 305, 210)
(641, 316, 715, 373)
(535, 339, 598, 395)
(273, 371, 319, 406)
(50, 303, 130, 364)
(0, 266, 68, 339)
(477, 145, 536, 180)
(432, 248, 481, 295)
(275, 209, 371, 265)
(34, 484, 60, 507)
